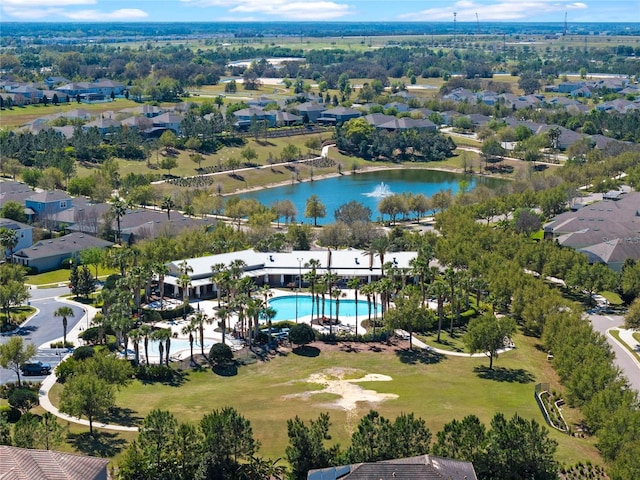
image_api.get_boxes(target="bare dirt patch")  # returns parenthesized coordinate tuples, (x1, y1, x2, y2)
(282, 366, 399, 413)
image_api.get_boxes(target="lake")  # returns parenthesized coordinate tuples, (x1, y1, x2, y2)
(238, 168, 507, 223)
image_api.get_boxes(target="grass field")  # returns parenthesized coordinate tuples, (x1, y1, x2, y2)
(610, 329, 640, 363)
(49, 330, 602, 468)
(26, 266, 118, 286)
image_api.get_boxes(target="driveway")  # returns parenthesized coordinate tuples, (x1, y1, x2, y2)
(0, 297, 86, 385)
(588, 313, 640, 393)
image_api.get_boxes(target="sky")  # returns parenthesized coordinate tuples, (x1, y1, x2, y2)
(1, 0, 638, 23)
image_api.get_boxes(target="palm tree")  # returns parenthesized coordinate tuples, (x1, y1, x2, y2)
(161, 195, 175, 220)
(409, 246, 434, 306)
(129, 328, 143, 366)
(182, 319, 198, 366)
(347, 277, 361, 337)
(153, 262, 170, 311)
(332, 289, 346, 326)
(110, 198, 127, 244)
(444, 267, 458, 336)
(139, 324, 152, 365)
(54, 306, 74, 347)
(192, 312, 211, 358)
(322, 272, 339, 334)
(263, 306, 277, 345)
(304, 259, 321, 322)
(210, 263, 227, 307)
(246, 297, 265, 346)
(364, 234, 391, 278)
(152, 328, 171, 365)
(430, 278, 449, 343)
(360, 283, 374, 330)
(216, 307, 231, 346)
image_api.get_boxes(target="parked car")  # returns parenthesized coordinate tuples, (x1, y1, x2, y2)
(21, 361, 51, 375)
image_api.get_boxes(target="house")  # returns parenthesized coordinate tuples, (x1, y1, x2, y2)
(232, 107, 274, 128)
(544, 191, 640, 271)
(378, 117, 437, 131)
(25, 190, 73, 218)
(534, 125, 584, 150)
(115, 208, 216, 245)
(570, 86, 592, 98)
(43, 76, 70, 88)
(0, 445, 110, 480)
(151, 112, 183, 134)
(83, 117, 121, 135)
(0, 181, 34, 218)
(308, 454, 477, 480)
(163, 248, 418, 300)
(13, 232, 113, 273)
(558, 81, 585, 93)
(363, 113, 397, 128)
(0, 218, 33, 257)
(382, 101, 409, 113)
(443, 87, 476, 103)
(293, 102, 327, 123)
(317, 106, 361, 125)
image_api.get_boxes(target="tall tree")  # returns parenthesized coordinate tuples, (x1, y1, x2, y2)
(59, 374, 115, 436)
(286, 413, 339, 480)
(0, 337, 36, 387)
(464, 313, 516, 369)
(304, 195, 326, 227)
(110, 198, 127, 244)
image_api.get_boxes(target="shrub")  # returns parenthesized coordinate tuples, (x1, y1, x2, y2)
(142, 303, 193, 320)
(0, 404, 21, 423)
(135, 365, 176, 382)
(209, 343, 233, 366)
(72, 346, 95, 360)
(55, 357, 77, 383)
(8, 389, 38, 414)
(289, 323, 316, 348)
(49, 341, 74, 349)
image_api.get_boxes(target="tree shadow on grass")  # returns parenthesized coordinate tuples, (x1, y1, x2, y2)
(212, 363, 238, 377)
(98, 407, 143, 428)
(137, 370, 187, 387)
(67, 431, 127, 458)
(474, 365, 535, 384)
(292, 346, 320, 357)
(395, 348, 445, 365)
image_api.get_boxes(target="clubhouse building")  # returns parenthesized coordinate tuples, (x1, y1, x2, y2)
(164, 248, 418, 299)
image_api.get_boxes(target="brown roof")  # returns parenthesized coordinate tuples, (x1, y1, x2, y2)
(0, 445, 109, 480)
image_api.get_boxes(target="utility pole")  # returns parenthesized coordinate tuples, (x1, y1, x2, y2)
(564, 12, 567, 36)
(476, 12, 480, 35)
(453, 12, 457, 43)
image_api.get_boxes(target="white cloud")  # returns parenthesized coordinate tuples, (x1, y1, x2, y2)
(63, 8, 149, 19)
(181, 0, 351, 19)
(398, 0, 588, 21)
(2, 6, 65, 19)
(2, 0, 95, 6)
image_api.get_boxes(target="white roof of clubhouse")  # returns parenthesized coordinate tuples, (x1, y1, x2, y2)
(165, 248, 417, 286)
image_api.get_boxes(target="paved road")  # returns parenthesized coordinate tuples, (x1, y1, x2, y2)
(0, 297, 86, 385)
(589, 313, 640, 393)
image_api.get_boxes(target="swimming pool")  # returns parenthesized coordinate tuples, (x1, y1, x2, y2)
(268, 295, 375, 322)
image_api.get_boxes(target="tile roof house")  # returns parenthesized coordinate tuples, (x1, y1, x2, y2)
(13, 232, 113, 273)
(544, 191, 640, 271)
(0, 445, 110, 480)
(308, 455, 478, 480)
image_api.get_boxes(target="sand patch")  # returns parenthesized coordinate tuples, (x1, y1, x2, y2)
(283, 367, 398, 412)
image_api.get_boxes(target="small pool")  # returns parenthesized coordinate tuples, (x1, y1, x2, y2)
(269, 295, 375, 322)
(133, 338, 212, 357)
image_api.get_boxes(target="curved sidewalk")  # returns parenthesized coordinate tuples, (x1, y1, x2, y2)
(37, 297, 139, 432)
(409, 334, 514, 358)
(608, 327, 640, 369)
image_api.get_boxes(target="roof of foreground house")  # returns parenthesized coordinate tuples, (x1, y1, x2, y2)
(0, 445, 110, 480)
(14, 232, 112, 260)
(308, 455, 478, 480)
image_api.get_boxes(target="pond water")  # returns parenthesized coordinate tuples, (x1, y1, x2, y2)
(238, 169, 506, 223)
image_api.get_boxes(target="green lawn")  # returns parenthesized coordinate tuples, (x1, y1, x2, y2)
(599, 291, 624, 306)
(49, 331, 602, 468)
(27, 266, 118, 286)
(418, 327, 469, 353)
